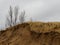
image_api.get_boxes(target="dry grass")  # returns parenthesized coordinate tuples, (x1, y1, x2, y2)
(0, 22, 60, 45)
(29, 22, 60, 33)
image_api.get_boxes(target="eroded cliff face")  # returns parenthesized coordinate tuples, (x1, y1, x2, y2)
(0, 22, 60, 45)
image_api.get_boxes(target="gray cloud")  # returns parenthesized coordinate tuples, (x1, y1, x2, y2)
(0, 0, 60, 29)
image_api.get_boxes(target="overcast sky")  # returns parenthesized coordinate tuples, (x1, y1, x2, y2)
(0, 0, 60, 29)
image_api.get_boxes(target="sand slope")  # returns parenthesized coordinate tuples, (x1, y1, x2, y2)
(0, 22, 60, 45)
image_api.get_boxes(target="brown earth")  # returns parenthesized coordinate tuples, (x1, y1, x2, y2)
(0, 22, 60, 45)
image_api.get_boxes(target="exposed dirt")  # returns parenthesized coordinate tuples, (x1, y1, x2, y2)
(0, 22, 60, 45)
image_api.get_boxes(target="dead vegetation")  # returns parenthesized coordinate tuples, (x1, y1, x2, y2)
(0, 22, 60, 45)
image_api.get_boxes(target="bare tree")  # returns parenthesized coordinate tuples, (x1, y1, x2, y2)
(19, 11, 25, 23)
(14, 6, 19, 25)
(6, 6, 25, 27)
(6, 6, 19, 27)
(6, 6, 13, 27)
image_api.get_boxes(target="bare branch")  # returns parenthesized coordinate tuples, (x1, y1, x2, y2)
(9, 6, 13, 25)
